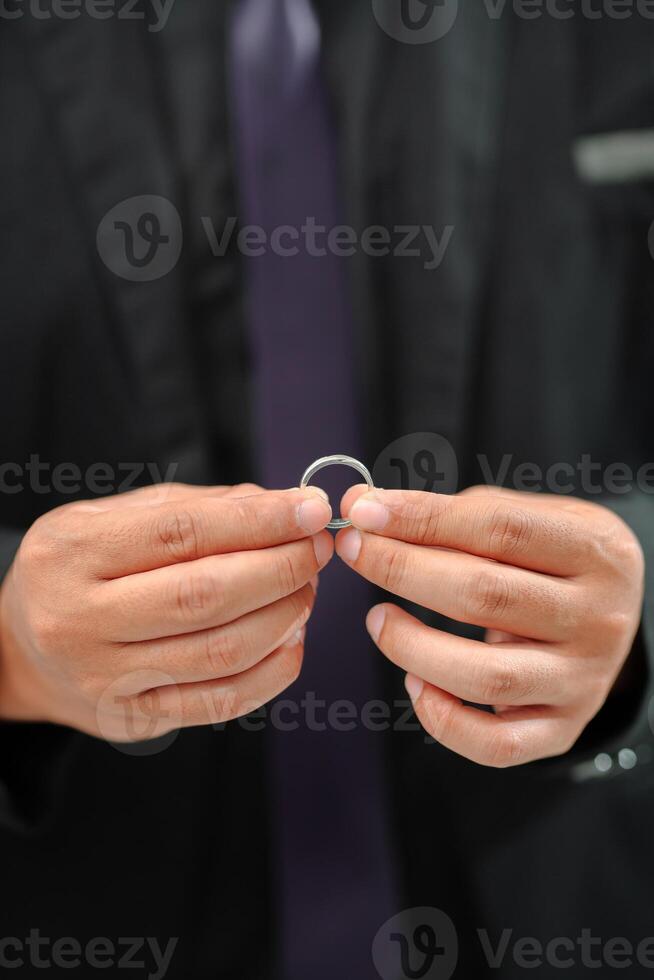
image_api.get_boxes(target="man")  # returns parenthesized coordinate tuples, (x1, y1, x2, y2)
(1, 1, 653, 977)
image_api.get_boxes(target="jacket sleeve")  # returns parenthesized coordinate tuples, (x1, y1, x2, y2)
(0, 525, 79, 833)
(554, 492, 654, 783)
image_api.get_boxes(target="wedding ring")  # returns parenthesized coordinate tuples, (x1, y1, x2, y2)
(300, 454, 375, 530)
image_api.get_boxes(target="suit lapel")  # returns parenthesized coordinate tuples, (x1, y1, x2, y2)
(320, 3, 512, 472)
(20, 10, 210, 477)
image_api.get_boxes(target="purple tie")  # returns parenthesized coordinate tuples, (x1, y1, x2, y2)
(229, 1, 397, 976)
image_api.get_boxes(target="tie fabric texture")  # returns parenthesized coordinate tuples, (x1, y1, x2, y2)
(229, 0, 398, 976)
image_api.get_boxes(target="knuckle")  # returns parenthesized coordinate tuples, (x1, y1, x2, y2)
(459, 484, 492, 498)
(422, 696, 458, 746)
(380, 546, 409, 593)
(599, 608, 634, 643)
(403, 498, 445, 546)
(620, 531, 645, 570)
(203, 628, 242, 676)
(55, 510, 100, 556)
(133, 687, 170, 731)
(487, 504, 534, 558)
(18, 528, 52, 570)
(142, 482, 185, 498)
(31, 611, 64, 654)
(607, 523, 645, 571)
(229, 500, 261, 546)
(154, 508, 203, 562)
(173, 570, 221, 621)
(591, 515, 644, 574)
(20, 515, 74, 568)
(274, 551, 300, 597)
(467, 568, 513, 622)
(483, 726, 526, 768)
(476, 653, 555, 705)
(477, 659, 517, 704)
(206, 685, 239, 723)
(233, 482, 263, 496)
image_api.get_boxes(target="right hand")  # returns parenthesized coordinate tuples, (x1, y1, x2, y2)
(0, 482, 333, 742)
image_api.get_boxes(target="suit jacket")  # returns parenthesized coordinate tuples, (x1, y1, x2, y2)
(1, 2, 654, 976)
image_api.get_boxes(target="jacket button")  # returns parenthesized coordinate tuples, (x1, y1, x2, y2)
(594, 753, 613, 774)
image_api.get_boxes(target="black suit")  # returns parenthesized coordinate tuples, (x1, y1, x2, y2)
(2, 2, 654, 976)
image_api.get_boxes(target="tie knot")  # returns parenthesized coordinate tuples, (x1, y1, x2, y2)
(233, 0, 321, 97)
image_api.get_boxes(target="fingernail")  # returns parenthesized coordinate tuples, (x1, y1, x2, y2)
(405, 674, 424, 703)
(350, 493, 389, 532)
(290, 485, 328, 502)
(312, 533, 333, 568)
(297, 495, 332, 533)
(366, 605, 386, 643)
(335, 527, 362, 564)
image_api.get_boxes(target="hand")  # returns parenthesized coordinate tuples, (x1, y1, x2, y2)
(0, 482, 333, 741)
(336, 485, 645, 767)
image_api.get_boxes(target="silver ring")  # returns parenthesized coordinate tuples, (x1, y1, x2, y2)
(300, 454, 374, 530)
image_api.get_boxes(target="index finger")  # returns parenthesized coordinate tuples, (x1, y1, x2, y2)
(75, 487, 332, 578)
(344, 488, 589, 576)
(73, 482, 262, 513)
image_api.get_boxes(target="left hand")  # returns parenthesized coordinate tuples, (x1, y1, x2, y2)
(335, 485, 645, 767)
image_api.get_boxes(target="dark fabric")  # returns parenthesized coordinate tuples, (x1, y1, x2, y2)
(153, 1, 254, 480)
(229, 1, 396, 977)
(0, 3, 653, 977)
(0, 528, 23, 583)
